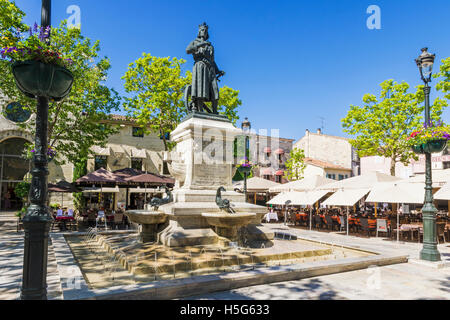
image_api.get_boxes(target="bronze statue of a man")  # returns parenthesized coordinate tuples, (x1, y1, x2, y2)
(185, 23, 225, 114)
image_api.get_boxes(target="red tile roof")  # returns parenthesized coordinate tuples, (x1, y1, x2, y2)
(304, 158, 351, 170)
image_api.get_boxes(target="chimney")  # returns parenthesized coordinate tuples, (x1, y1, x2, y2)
(305, 129, 309, 135)
(317, 128, 322, 134)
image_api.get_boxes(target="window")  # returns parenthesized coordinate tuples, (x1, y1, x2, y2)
(338, 174, 344, 180)
(3, 102, 31, 123)
(275, 175, 282, 183)
(94, 156, 107, 170)
(131, 158, 143, 171)
(132, 127, 144, 138)
(444, 162, 450, 169)
(327, 174, 336, 180)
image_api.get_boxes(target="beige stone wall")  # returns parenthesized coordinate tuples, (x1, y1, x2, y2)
(294, 131, 352, 169)
(87, 125, 166, 174)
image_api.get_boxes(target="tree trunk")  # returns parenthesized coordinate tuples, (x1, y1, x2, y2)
(390, 158, 396, 176)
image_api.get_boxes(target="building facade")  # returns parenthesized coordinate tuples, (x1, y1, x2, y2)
(361, 146, 450, 178)
(293, 129, 359, 180)
(248, 133, 294, 183)
(0, 97, 169, 210)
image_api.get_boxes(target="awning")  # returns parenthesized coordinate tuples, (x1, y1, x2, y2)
(82, 186, 120, 193)
(90, 145, 110, 156)
(131, 147, 147, 159)
(274, 148, 285, 155)
(233, 176, 280, 193)
(317, 171, 402, 191)
(433, 182, 450, 200)
(275, 170, 284, 176)
(263, 147, 271, 153)
(366, 182, 425, 204)
(261, 168, 274, 176)
(321, 188, 370, 206)
(269, 175, 335, 193)
(76, 168, 124, 184)
(110, 144, 125, 154)
(268, 190, 330, 206)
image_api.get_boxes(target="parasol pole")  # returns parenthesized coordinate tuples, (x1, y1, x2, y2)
(347, 206, 349, 236)
(309, 205, 312, 230)
(145, 183, 147, 209)
(397, 202, 400, 242)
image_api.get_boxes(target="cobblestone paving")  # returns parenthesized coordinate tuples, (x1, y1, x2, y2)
(0, 220, 63, 300)
(185, 223, 450, 300)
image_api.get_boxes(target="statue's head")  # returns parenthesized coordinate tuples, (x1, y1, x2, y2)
(198, 22, 209, 40)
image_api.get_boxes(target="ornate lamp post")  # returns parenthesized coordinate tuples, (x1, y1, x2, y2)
(415, 47, 441, 262)
(20, 0, 54, 300)
(241, 117, 251, 202)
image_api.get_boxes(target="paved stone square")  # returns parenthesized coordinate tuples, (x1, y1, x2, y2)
(185, 224, 450, 300)
(1, 219, 449, 300)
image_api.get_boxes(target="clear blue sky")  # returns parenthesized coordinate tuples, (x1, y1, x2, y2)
(14, 0, 450, 142)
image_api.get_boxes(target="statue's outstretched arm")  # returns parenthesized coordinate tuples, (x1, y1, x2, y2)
(186, 40, 197, 54)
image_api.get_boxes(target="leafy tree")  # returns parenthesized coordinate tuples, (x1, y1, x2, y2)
(284, 147, 306, 181)
(342, 79, 447, 175)
(435, 57, 450, 100)
(122, 54, 190, 151)
(122, 53, 242, 151)
(0, 1, 120, 165)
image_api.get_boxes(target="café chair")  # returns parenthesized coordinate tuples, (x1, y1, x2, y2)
(437, 222, 446, 244)
(360, 218, 376, 237)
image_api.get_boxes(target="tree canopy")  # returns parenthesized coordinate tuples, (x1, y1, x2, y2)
(0, 0, 120, 165)
(342, 79, 448, 175)
(122, 53, 242, 151)
(283, 147, 306, 181)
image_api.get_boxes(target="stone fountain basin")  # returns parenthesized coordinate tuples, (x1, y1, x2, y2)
(201, 212, 256, 228)
(125, 210, 167, 225)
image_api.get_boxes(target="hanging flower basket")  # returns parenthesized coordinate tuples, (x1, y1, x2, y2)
(236, 157, 253, 174)
(407, 120, 450, 154)
(11, 60, 73, 101)
(412, 139, 447, 154)
(1, 23, 74, 101)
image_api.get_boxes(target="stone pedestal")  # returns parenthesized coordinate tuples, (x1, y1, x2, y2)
(156, 113, 271, 247)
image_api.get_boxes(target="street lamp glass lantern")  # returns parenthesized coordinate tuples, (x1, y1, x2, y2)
(241, 117, 251, 133)
(416, 47, 435, 82)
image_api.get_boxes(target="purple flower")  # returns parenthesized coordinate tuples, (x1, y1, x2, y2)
(33, 23, 38, 33)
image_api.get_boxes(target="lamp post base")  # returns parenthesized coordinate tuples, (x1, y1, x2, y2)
(420, 205, 441, 262)
(420, 247, 441, 262)
(20, 214, 52, 300)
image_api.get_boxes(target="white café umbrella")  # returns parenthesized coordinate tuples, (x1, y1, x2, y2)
(366, 181, 425, 242)
(322, 188, 371, 236)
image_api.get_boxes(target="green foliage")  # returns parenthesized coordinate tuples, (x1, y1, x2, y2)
(72, 157, 87, 211)
(342, 79, 448, 175)
(122, 53, 190, 151)
(123, 53, 242, 151)
(284, 147, 306, 181)
(0, 1, 120, 165)
(435, 57, 450, 100)
(14, 181, 29, 199)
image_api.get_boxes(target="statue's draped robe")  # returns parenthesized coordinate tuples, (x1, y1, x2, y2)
(187, 39, 220, 101)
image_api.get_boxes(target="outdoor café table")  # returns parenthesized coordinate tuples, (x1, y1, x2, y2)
(55, 215, 74, 231)
(399, 224, 422, 241)
(264, 212, 278, 223)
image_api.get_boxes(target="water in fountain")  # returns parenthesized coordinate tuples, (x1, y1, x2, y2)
(153, 251, 158, 280)
(171, 252, 176, 279)
(216, 248, 226, 272)
(187, 250, 193, 275)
